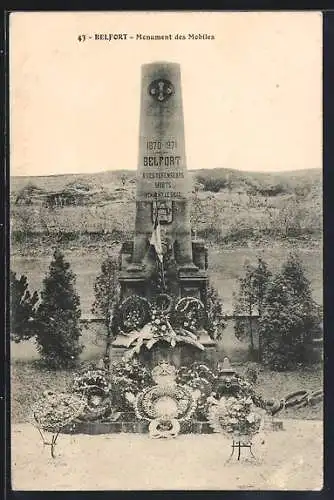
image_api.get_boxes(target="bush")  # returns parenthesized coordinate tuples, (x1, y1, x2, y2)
(259, 254, 322, 371)
(233, 258, 272, 359)
(205, 283, 225, 341)
(10, 271, 39, 342)
(92, 255, 120, 368)
(35, 249, 83, 369)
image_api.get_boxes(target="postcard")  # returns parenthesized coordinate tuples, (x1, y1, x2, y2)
(9, 11, 323, 491)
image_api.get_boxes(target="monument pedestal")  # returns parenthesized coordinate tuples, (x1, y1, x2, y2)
(111, 339, 218, 369)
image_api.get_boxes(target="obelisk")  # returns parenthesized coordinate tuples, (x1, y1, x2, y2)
(114, 62, 212, 362)
(132, 61, 195, 269)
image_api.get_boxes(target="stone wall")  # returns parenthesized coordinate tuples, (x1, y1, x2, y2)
(79, 316, 323, 365)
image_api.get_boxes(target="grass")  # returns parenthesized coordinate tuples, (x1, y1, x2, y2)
(238, 362, 323, 421)
(11, 359, 323, 424)
(11, 361, 75, 424)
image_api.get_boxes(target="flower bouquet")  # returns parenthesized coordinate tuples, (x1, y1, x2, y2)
(208, 395, 263, 444)
(124, 306, 205, 359)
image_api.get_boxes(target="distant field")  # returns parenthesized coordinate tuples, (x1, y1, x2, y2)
(11, 242, 322, 315)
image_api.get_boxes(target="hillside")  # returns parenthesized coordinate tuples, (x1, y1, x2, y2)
(10, 167, 321, 197)
(10, 167, 322, 254)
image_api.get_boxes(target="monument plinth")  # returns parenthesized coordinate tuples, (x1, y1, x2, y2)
(119, 62, 207, 298)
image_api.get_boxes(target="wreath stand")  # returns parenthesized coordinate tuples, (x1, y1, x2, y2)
(36, 426, 61, 459)
(226, 439, 256, 463)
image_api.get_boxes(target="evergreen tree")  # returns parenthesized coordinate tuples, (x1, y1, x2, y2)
(281, 253, 322, 346)
(35, 249, 83, 368)
(205, 283, 225, 341)
(10, 271, 39, 342)
(233, 257, 272, 359)
(259, 253, 321, 371)
(282, 253, 314, 301)
(92, 255, 120, 366)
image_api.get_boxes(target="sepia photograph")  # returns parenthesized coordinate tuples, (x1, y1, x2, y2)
(9, 11, 323, 491)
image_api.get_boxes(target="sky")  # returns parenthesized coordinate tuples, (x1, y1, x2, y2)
(10, 11, 322, 177)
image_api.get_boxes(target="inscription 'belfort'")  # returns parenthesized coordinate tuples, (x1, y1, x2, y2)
(143, 155, 181, 167)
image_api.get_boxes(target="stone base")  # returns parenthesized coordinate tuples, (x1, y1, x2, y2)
(110, 337, 219, 369)
(62, 419, 213, 435)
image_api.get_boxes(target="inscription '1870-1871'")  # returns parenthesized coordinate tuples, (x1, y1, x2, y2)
(146, 140, 177, 150)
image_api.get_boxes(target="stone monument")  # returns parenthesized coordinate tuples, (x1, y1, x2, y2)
(112, 62, 216, 364)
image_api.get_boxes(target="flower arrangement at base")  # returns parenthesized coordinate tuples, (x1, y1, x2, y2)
(207, 396, 263, 442)
(70, 368, 112, 421)
(123, 304, 205, 359)
(175, 361, 267, 422)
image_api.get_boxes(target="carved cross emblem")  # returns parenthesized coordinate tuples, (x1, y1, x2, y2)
(148, 79, 174, 102)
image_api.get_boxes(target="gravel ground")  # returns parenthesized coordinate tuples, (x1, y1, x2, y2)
(11, 419, 323, 491)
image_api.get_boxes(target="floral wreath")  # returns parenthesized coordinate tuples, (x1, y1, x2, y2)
(134, 384, 197, 422)
(109, 359, 154, 412)
(174, 297, 206, 334)
(151, 293, 174, 314)
(176, 363, 217, 420)
(70, 368, 112, 421)
(31, 391, 87, 433)
(124, 298, 206, 358)
(118, 295, 151, 333)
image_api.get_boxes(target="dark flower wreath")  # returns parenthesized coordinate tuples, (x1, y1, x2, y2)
(151, 293, 174, 315)
(70, 368, 112, 421)
(118, 295, 151, 333)
(109, 359, 154, 412)
(176, 363, 217, 420)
